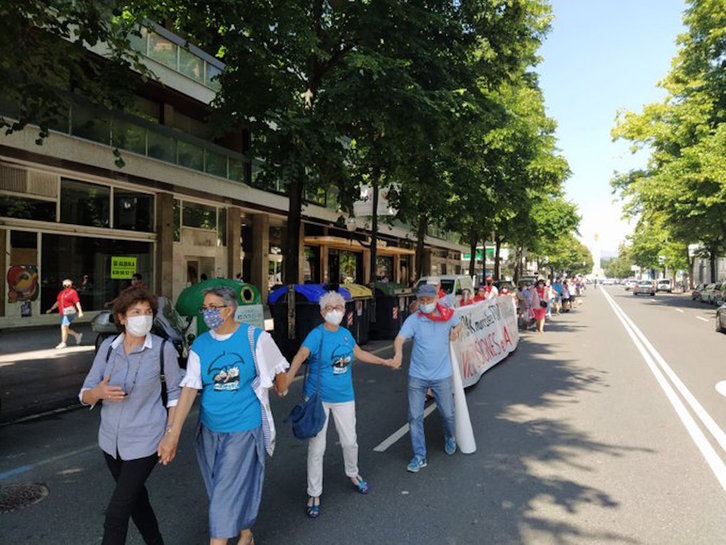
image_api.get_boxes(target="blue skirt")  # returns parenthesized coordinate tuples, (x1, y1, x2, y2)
(195, 424, 265, 539)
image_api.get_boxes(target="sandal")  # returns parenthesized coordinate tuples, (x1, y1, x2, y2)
(306, 496, 321, 518)
(351, 475, 369, 495)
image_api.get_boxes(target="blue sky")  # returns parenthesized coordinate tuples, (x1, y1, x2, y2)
(536, 0, 686, 257)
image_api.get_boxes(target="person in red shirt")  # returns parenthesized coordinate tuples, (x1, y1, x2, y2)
(459, 288, 475, 306)
(45, 278, 84, 348)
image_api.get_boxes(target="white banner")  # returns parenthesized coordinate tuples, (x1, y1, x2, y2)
(452, 296, 519, 388)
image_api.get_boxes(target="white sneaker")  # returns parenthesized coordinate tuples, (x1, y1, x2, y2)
(75, 333, 83, 345)
(55, 342, 67, 349)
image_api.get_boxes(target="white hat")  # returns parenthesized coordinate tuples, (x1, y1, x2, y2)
(62, 278, 72, 287)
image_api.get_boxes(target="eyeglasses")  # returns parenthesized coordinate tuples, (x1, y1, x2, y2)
(323, 305, 345, 312)
(199, 305, 228, 313)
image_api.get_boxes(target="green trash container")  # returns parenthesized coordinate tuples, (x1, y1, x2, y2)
(343, 283, 373, 346)
(175, 279, 263, 338)
(370, 282, 412, 339)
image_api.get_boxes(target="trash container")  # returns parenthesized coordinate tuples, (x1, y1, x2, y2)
(268, 284, 352, 360)
(175, 278, 263, 338)
(370, 282, 413, 339)
(343, 283, 373, 346)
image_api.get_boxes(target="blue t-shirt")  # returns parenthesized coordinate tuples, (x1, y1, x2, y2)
(302, 325, 356, 403)
(192, 324, 262, 433)
(552, 282, 563, 296)
(399, 311, 461, 381)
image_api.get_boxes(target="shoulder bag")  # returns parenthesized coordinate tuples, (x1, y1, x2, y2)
(286, 326, 326, 440)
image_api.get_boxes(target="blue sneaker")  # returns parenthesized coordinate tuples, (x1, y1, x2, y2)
(444, 437, 457, 456)
(406, 455, 427, 473)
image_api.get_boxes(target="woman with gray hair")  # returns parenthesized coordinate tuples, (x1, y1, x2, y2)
(285, 291, 399, 518)
(158, 286, 289, 545)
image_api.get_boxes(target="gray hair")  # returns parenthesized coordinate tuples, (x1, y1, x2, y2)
(203, 286, 239, 309)
(319, 291, 345, 309)
(62, 278, 72, 287)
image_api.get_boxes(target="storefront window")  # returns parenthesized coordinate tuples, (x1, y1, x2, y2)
(0, 196, 56, 221)
(182, 201, 216, 230)
(60, 179, 110, 228)
(376, 256, 393, 282)
(304, 246, 320, 283)
(173, 199, 181, 242)
(114, 190, 154, 232)
(41, 233, 152, 312)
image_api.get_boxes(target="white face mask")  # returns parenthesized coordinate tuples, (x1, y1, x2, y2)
(125, 315, 153, 337)
(420, 302, 436, 314)
(324, 310, 344, 326)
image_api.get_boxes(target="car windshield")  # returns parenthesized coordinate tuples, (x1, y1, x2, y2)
(440, 280, 455, 294)
(638, 281, 652, 286)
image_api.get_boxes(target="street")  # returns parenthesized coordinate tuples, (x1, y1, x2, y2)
(2, 288, 726, 544)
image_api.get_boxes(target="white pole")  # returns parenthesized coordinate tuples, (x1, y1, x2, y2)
(449, 342, 477, 454)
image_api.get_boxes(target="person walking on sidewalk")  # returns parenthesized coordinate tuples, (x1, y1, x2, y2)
(46, 278, 84, 348)
(392, 283, 462, 473)
(79, 287, 183, 545)
(285, 291, 398, 518)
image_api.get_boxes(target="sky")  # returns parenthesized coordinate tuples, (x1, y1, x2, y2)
(536, 0, 687, 259)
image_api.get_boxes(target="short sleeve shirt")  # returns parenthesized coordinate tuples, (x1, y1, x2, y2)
(399, 311, 460, 381)
(302, 325, 355, 403)
(57, 288, 79, 312)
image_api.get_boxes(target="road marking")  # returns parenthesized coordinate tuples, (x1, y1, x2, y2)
(675, 308, 684, 313)
(697, 316, 709, 322)
(601, 289, 726, 493)
(373, 403, 438, 452)
(717, 381, 726, 398)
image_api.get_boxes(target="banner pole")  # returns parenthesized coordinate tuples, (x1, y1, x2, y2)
(449, 341, 477, 454)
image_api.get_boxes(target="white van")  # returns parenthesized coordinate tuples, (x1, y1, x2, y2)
(415, 275, 475, 306)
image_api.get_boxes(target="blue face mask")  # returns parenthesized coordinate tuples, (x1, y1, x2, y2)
(202, 307, 225, 330)
(420, 302, 436, 314)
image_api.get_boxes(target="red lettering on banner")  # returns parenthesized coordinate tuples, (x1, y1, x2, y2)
(502, 325, 512, 347)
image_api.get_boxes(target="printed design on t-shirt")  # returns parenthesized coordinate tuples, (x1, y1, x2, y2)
(330, 341, 353, 375)
(206, 351, 248, 391)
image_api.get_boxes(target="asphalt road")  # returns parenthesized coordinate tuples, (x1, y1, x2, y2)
(2, 288, 726, 544)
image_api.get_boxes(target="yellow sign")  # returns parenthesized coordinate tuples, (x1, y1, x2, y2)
(111, 256, 137, 279)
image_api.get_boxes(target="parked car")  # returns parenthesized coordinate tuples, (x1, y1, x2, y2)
(633, 280, 656, 296)
(656, 279, 672, 293)
(692, 283, 706, 301)
(415, 275, 475, 306)
(716, 303, 726, 333)
(624, 279, 637, 291)
(716, 284, 726, 306)
(602, 278, 615, 285)
(702, 282, 721, 305)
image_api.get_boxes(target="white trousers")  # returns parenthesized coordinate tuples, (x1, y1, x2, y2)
(307, 400, 358, 497)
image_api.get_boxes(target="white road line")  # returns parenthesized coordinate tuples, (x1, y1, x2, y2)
(601, 289, 726, 493)
(717, 381, 726, 398)
(373, 403, 438, 452)
(675, 308, 685, 313)
(697, 316, 709, 322)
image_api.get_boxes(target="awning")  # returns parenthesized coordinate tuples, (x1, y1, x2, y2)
(304, 236, 415, 256)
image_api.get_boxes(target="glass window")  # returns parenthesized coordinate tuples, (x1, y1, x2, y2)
(60, 179, 110, 228)
(129, 26, 148, 55)
(177, 140, 203, 171)
(179, 48, 204, 83)
(173, 199, 181, 242)
(114, 190, 154, 232)
(71, 103, 110, 144)
(112, 119, 146, 155)
(148, 32, 178, 69)
(376, 256, 393, 281)
(148, 130, 176, 163)
(205, 63, 222, 90)
(0, 196, 56, 221)
(182, 201, 216, 230)
(217, 207, 226, 246)
(41, 233, 152, 312)
(205, 149, 227, 178)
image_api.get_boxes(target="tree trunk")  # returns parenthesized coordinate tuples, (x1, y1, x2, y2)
(468, 225, 477, 279)
(710, 250, 717, 283)
(284, 176, 304, 285)
(513, 246, 522, 284)
(494, 233, 501, 279)
(415, 214, 427, 280)
(368, 177, 379, 284)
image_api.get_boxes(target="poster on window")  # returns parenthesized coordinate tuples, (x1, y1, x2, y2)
(7, 265, 39, 303)
(451, 295, 519, 388)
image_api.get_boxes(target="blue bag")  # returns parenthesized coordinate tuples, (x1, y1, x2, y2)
(287, 326, 325, 439)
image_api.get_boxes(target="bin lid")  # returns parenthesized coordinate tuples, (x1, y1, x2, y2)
(268, 284, 352, 305)
(343, 283, 373, 298)
(176, 279, 261, 317)
(374, 281, 411, 296)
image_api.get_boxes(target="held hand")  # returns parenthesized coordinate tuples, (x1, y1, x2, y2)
(95, 375, 126, 402)
(45, 309, 52, 314)
(391, 354, 403, 369)
(157, 434, 178, 465)
(274, 374, 288, 397)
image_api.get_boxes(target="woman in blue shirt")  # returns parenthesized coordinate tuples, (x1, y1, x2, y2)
(285, 291, 398, 518)
(159, 286, 289, 545)
(80, 287, 182, 545)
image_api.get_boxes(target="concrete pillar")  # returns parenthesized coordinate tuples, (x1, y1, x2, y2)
(227, 207, 242, 279)
(155, 192, 174, 299)
(251, 214, 270, 302)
